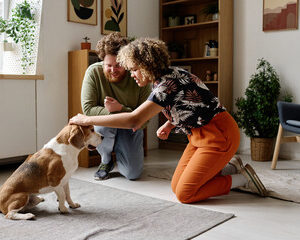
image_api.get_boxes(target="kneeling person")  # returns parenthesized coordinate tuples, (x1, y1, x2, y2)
(81, 33, 151, 180)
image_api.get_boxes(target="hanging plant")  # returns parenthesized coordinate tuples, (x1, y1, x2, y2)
(0, 0, 36, 74)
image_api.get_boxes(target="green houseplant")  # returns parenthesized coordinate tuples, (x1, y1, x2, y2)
(234, 58, 281, 161)
(201, 3, 219, 20)
(0, 0, 36, 73)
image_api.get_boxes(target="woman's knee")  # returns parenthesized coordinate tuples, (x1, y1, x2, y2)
(174, 189, 195, 204)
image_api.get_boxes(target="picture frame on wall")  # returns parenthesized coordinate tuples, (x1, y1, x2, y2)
(101, 0, 127, 36)
(263, 0, 298, 31)
(67, 0, 97, 25)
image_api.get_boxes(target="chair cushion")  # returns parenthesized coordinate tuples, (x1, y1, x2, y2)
(286, 120, 300, 127)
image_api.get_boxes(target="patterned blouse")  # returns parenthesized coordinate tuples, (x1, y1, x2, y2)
(148, 67, 226, 134)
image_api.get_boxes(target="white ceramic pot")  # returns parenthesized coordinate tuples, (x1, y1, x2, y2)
(210, 48, 218, 57)
(212, 13, 219, 21)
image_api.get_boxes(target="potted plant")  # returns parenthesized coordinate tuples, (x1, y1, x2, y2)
(234, 58, 281, 161)
(201, 3, 219, 21)
(0, 0, 36, 73)
(81, 36, 91, 50)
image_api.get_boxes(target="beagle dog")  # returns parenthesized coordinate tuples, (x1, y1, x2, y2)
(0, 124, 102, 220)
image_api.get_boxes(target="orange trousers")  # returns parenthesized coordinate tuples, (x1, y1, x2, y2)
(171, 111, 240, 203)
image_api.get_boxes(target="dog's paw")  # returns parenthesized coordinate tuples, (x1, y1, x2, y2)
(69, 203, 80, 209)
(58, 206, 69, 214)
(25, 213, 36, 220)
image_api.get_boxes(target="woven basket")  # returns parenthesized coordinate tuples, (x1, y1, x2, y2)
(250, 137, 275, 161)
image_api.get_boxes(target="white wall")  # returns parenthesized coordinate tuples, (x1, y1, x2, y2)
(37, 0, 159, 150)
(234, 0, 300, 159)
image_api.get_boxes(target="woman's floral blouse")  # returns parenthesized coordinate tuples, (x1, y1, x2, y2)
(148, 67, 225, 134)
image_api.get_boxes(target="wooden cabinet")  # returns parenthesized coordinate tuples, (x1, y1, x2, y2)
(68, 49, 101, 167)
(159, 0, 233, 150)
(68, 49, 148, 167)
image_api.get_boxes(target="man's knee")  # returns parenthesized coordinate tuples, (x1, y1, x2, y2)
(118, 164, 143, 180)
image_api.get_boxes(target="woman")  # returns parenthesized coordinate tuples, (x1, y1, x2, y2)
(70, 38, 267, 203)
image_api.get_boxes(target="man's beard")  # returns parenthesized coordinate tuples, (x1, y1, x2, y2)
(104, 71, 126, 83)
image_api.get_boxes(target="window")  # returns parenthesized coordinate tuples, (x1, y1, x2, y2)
(1, 0, 42, 74)
(0, 0, 4, 72)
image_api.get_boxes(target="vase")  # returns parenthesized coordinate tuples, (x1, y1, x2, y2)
(251, 137, 275, 161)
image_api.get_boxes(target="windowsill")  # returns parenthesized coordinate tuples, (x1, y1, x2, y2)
(0, 74, 44, 80)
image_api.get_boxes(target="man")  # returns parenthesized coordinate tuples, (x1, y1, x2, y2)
(81, 33, 151, 180)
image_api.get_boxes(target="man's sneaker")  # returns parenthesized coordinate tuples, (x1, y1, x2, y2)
(94, 161, 114, 180)
(238, 164, 268, 197)
(228, 155, 244, 174)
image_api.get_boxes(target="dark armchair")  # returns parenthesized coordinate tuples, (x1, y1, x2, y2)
(271, 101, 300, 169)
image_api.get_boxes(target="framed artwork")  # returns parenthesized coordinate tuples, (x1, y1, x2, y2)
(184, 15, 196, 25)
(101, 0, 127, 36)
(67, 0, 97, 25)
(263, 0, 298, 31)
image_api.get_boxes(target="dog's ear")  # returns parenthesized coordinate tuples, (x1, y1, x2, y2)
(69, 125, 85, 149)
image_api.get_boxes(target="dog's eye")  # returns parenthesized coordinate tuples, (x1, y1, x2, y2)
(91, 128, 94, 132)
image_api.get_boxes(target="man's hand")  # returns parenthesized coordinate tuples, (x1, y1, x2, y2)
(104, 96, 122, 113)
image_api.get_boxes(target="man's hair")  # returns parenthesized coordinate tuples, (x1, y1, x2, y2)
(95, 33, 129, 60)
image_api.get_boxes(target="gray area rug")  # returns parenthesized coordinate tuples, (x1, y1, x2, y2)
(0, 178, 234, 240)
(144, 155, 300, 203)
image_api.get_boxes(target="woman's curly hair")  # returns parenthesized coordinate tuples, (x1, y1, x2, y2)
(117, 38, 170, 82)
(95, 33, 129, 60)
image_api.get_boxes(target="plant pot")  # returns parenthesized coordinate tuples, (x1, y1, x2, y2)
(250, 137, 275, 161)
(210, 48, 218, 57)
(81, 42, 91, 50)
(212, 13, 219, 20)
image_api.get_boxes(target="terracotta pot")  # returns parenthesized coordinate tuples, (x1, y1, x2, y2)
(81, 42, 91, 50)
(250, 137, 275, 161)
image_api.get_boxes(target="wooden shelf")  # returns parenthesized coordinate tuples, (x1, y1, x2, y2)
(162, 0, 211, 7)
(159, 0, 233, 150)
(162, 20, 218, 31)
(171, 56, 218, 62)
(204, 81, 218, 84)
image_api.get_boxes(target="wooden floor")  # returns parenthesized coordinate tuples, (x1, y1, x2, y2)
(1, 149, 299, 239)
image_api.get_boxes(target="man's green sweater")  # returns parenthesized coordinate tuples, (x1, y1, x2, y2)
(81, 62, 151, 118)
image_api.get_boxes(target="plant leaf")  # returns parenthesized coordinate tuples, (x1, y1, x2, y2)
(111, 6, 118, 17)
(118, 12, 124, 24)
(71, 0, 80, 10)
(117, 4, 122, 15)
(111, 16, 118, 24)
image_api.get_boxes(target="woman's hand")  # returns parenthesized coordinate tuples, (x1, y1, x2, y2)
(156, 121, 174, 140)
(69, 113, 91, 126)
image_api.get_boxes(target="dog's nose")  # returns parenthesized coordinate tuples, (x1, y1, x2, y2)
(101, 136, 104, 140)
